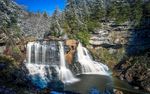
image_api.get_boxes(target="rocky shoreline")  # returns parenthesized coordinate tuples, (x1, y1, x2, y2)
(113, 52, 150, 92)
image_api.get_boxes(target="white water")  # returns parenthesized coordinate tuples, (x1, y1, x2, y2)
(26, 41, 79, 88)
(26, 64, 51, 88)
(59, 41, 79, 83)
(26, 42, 32, 64)
(77, 43, 109, 75)
(26, 41, 109, 88)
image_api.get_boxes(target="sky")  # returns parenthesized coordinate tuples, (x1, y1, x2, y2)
(15, 0, 66, 15)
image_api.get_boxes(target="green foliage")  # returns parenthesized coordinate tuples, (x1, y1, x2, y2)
(90, 0, 105, 21)
(43, 11, 48, 18)
(86, 20, 101, 32)
(129, 0, 143, 25)
(12, 47, 20, 54)
(64, 0, 81, 34)
(143, 1, 150, 16)
(65, 13, 79, 33)
(0, 55, 18, 79)
(76, 31, 90, 46)
(50, 8, 64, 38)
(51, 30, 62, 37)
(106, 0, 143, 25)
(11, 24, 21, 37)
(90, 48, 125, 68)
(107, 1, 131, 24)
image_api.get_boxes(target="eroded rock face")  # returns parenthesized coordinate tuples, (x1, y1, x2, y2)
(89, 29, 110, 46)
(89, 22, 129, 49)
(65, 39, 78, 64)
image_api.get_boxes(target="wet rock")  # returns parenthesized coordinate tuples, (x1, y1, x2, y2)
(0, 62, 7, 70)
(141, 77, 150, 92)
(65, 50, 75, 64)
(0, 86, 16, 94)
(134, 86, 139, 90)
(125, 63, 147, 83)
(125, 69, 133, 82)
(48, 80, 64, 91)
(119, 74, 124, 80)
(114, 89, 123, 94)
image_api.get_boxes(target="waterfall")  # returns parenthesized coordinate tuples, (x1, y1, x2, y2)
(25, 41, 79, 88)
(59, 42, 79, 83)
(27, 42, 33, 64)
(77, 42, 109, 75)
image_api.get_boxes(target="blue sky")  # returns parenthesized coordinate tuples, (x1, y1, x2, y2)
(15, 0, 66, 15)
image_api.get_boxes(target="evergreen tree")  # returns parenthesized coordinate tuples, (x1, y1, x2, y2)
(143, 1, 150, 17)
(43, 11, 48, 18)
(129, 0, 143, 25)
(50, 8, 63, 37)
(91, 0, 105, 21)
(107, 0, 130, 24)
(65, 0, 80, 35)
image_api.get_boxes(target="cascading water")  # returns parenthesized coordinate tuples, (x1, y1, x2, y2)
(25, 41, 78, 89)
(59, 42, 79, 83)
(77, 42, 109, 75)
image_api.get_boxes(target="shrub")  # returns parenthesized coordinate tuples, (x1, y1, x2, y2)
(89, 47, 125, 68)
(76, 31, 90, 46)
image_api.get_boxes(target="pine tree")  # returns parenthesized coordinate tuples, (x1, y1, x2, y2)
(107, 0, 131, 24)
(91, 0, 105, 21)
(43, 11, 48, 18)
(50, 7, 63, 37)
(129, 0, 143, 25)
(65, 0, 80, 35)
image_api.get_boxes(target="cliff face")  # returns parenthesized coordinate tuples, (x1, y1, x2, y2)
(114, 3, 150, 92)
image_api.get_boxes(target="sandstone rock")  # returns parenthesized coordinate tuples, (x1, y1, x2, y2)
(65, 39, 77, 64)
(65, 50, 75, 64)
(65, 39, 78, 49)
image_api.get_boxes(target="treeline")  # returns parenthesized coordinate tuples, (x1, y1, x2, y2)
(1, 0, 149, 46)
(49, 0, 149, 46)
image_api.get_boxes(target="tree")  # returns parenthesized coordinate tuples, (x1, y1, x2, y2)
(50, 8, 63, 37)
(91, 0, 105, 21)
(107, 0, 130, 24)
(76, 31, 90, 46)
(43, 11, 48, 18)
(129, 0, 143, 25)
(143, 1, 150, 16)
(65, 0, 80, 35)
(0, 0, 21, 47)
